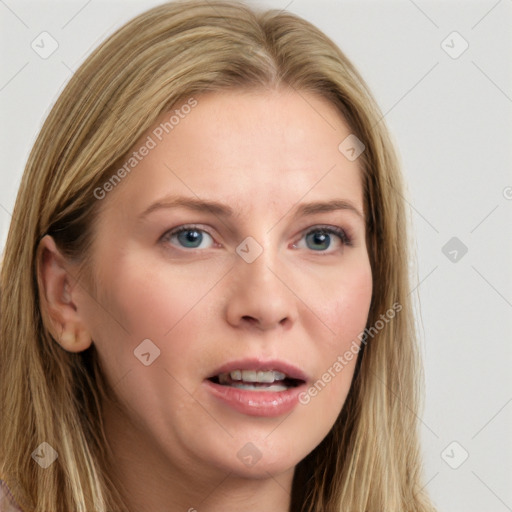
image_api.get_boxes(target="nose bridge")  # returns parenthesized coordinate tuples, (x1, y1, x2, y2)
(226, 236, 296, 330)
(236, 238, 281, 295)
(238, 228, 292, 281)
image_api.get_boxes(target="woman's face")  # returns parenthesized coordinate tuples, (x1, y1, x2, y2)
(75, 88, 372, 481)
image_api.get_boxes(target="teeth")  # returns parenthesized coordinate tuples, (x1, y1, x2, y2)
(218, 369, 288, 384)
(218, 373, 230, 385)
(229, 383, 288, 392)
(231, 369, 242, 381)
(235, 370, 286, 383)
(240, 370, 257, 382)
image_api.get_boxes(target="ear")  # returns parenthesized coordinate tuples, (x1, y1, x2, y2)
(36, 235, 92, 352)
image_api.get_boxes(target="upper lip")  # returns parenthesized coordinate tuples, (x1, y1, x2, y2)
(207, 358, 309, 382)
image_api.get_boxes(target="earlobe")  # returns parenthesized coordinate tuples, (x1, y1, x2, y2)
(36, 235, 92, 353)
(58, 321, 92, 352)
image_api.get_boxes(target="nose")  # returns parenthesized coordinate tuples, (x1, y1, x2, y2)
(224, 245, 297, 332)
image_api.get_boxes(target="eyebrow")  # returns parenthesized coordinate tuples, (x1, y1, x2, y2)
(139, 195, 364, 221)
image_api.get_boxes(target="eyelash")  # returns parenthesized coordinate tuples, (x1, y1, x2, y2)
(161, 224, 353, 252)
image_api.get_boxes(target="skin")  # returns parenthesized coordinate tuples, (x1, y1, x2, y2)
(38, 88, 373, 512)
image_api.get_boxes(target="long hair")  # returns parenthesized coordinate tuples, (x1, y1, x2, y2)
(0, 1, 436, 510)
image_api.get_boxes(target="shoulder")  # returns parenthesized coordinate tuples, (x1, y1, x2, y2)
(0, 479, 23, 512)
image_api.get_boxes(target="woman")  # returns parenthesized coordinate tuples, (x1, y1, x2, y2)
(0, 1, 436, 510)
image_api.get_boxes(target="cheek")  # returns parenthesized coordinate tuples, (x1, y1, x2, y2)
(335, 269, 373, 339)
(82, 257, 222, 421)
(95, 255, 225, 340)
(317, 261, 373, 349)
(82, 255, 224, 391)
(304, 261, 372, 406)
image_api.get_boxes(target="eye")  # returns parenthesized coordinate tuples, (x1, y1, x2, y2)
(161, 225, 215, 249)
(294, 226, 352, 253)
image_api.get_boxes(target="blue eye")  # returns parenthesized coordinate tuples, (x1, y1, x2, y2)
(298, 226, 351, 252)
(163, 226, 214, 249)
(161, 225, 352, 253)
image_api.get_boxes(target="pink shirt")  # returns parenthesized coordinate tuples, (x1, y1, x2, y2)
(0, 480, 23, 512)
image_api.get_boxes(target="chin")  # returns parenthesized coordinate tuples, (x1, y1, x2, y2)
(201, 431, 310, 479)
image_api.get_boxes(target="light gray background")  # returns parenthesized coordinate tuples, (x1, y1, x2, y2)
(1, 1, 511, 510)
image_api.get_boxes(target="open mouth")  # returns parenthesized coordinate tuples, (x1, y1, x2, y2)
(208, 369, 305, 392)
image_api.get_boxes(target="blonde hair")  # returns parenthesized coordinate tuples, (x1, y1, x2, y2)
(0, 1, 436, 510)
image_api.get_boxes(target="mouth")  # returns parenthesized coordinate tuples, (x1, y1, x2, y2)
(208, 369, 305, 392)
(204, 359, 308, 417)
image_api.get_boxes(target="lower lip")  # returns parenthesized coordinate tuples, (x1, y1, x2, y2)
(204, 380, 305, 417)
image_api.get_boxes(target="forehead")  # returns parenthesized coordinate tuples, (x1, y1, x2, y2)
(102, 88, 364, 219)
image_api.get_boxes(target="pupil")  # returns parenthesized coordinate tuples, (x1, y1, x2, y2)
(307, 231, 330, 251)
(178, 230, 202, 247)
